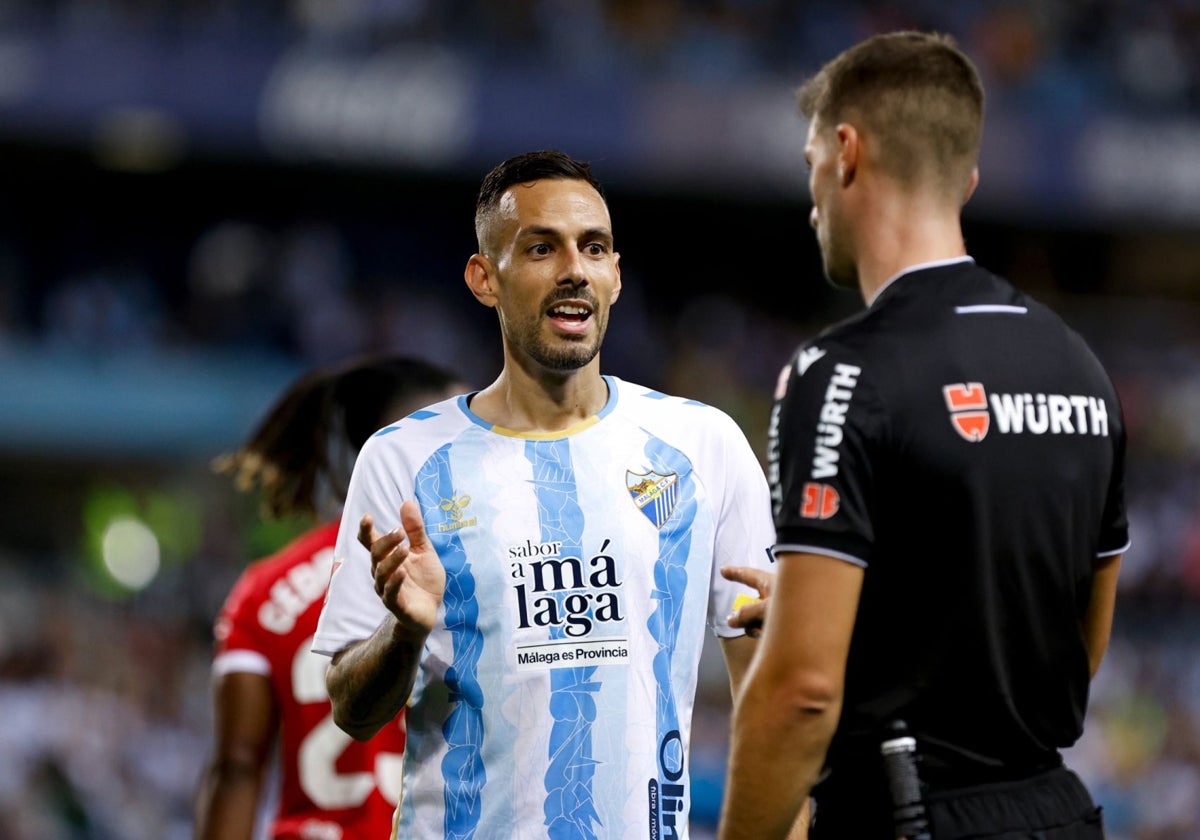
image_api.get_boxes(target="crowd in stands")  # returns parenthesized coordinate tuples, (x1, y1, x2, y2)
(3, 0, 1198, 117)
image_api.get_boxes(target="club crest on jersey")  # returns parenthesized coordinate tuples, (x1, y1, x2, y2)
(627, 470, 679, 529)
(943, 381, 1111, 442)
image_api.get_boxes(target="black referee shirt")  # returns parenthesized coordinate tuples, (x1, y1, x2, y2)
(769, 258, 1130, 784)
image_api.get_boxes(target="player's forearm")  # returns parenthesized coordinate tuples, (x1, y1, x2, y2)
(193, 764, 260, 840)
(718, 683, 836, 840)
(719, 634, 757, 698)
(327, 618, 426, 740)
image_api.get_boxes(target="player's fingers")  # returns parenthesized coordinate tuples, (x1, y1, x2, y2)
(730, 600, 768, 631)
(372, 535, 413, 596)
(720, 564, 773, 596)
(358, 514, 380, 552)
(399, 499, 431, 551)
(376, 560, 409, 601)
(361, 520, 408, 581)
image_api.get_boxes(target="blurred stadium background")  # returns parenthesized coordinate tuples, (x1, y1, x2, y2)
(0, 1, 1197, 837)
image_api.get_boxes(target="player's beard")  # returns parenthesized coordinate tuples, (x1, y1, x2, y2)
(506, 302, 607, 371)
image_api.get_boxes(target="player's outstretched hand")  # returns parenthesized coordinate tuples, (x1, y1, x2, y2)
(358, 499, 446, 635)
(720, 565, 776, 639)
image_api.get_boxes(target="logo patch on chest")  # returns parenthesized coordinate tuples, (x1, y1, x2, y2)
(943, 382, 1111, 442)
(627, 470, 679, 529)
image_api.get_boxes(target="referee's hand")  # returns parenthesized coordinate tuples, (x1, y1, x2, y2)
(720, 565, 775, 638)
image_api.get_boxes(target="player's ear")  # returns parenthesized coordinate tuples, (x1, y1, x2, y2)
(464, 254, 498, 308)
(610, 252, 621, 304)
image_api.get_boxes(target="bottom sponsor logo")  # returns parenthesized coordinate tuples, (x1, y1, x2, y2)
(648, 730, 686, 839)
(514, 637, 629, 671)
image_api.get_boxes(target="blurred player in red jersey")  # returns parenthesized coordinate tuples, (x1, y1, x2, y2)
(194, 354, 466, 840)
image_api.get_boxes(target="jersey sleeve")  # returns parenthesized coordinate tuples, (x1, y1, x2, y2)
(213, 565, 273, 676)
(312, 435, 405, 657)
(705, 408, 778, 638)
(769, 344, 881, 567)
(1097, 393, 1131, 558)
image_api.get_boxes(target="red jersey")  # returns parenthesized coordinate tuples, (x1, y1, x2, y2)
(214, 520, 405, 839)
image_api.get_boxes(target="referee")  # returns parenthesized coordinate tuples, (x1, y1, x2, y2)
(718, 31, 1129, 840)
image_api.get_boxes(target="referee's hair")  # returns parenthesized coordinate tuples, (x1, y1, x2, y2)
(796, 30, 984, 196)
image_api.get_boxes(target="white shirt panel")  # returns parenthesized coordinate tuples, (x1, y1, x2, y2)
(313, 378, 775, 838)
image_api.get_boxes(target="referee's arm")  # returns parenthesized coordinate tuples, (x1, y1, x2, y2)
(1083, 552, 1123, 679)
(718, 550, 862, 840)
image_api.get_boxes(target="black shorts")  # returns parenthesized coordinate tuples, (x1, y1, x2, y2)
(811, 765, 1103, 839)
(926, 766, 1104, 839)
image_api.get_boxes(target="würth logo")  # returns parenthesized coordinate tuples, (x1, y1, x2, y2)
(943, 382, 1111, 443)
(800, 482, 840, 519)
(943, 382, 990, 441)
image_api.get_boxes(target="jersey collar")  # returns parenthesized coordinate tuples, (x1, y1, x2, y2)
(461, 375, 618, 438)
(867, 256, 976, 307)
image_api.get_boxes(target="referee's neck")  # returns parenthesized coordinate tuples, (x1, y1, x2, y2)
(865, 255, 975, 306)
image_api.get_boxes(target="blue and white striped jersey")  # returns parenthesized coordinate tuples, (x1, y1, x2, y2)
(314, 376, 775, 839)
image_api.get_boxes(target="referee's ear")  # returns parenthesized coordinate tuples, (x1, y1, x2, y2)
(835, 122, 859, 187)
(963, 166, 980, 205)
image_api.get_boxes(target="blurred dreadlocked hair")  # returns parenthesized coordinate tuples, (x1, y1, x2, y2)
(213, 354, 463, 520)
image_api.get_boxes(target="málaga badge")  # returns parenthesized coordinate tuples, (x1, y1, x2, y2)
(626, 470, 679, 529)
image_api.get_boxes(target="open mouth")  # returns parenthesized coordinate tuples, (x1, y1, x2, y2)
(547, 303, 592, 323)
(546, 301, 595, 336)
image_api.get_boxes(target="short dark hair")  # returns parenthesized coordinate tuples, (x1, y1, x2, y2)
(797, 30, 984, 192)
(474, 150, 606, 253)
